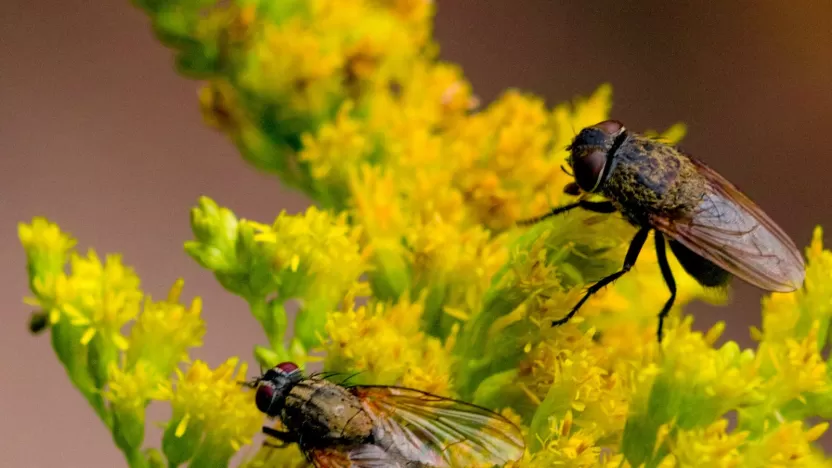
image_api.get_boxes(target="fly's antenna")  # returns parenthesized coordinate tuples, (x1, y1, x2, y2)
(240, 376, 261, 389)
(560, 164, 573, 177)
(238, 364, 267, 388)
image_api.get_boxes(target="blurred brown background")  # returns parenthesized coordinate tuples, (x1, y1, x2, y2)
(2, 0, 831, 466)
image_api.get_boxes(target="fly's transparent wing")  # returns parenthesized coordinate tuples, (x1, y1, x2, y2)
(309, 444, 408, 468)
(652, 156, 804, 292)
(352, 386, 525, 467)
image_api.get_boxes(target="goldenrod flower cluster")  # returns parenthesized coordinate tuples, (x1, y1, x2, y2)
(19, 219, 259, 467)
(19, 1, 832, 467)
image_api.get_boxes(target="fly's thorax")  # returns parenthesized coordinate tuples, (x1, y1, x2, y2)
(282, 379, 374, 444)
(601, 135, 706, 226)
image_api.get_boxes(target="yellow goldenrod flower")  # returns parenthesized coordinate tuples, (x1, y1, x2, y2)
(519, 327, 631, 448)
(451, 89, 571, 229)
(19, 217, 76, 277)
(365, 61, 476, 144)
(19, 218, 78, 327)
(125, 279, 205, 376)
(324, 296, 454, 396)
(759, 226, 832, 343)
(660, 319, 762, 412)
(298, 103, 369, 190)
(243, 18, 344, 113)
(104, 360, 167, 452)
(349, 164, 409, 241)
(743, 421, 831, 467)
(348, 164, 412, 297)
(24, 272, 75, 327)
(159, 358, 262, 466)
(524, 410, 615, 467)
(105, 360, 166, 416)
(658, 419, 747, 468)
(621, 319, 762, 466)
(254, 205, 365, 302)
(61, 251, 142, 350)
(406, 219, 508, 334)
(756, 321, 828, 414)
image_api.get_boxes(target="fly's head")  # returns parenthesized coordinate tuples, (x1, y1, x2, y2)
(568, 120, 627, 193)
(253, 362, 304, 417)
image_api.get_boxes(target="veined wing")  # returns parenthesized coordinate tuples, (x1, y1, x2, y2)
(309, 444, 412, 468)
(351, 386, 525, 468)
(652, 156, 804, 292)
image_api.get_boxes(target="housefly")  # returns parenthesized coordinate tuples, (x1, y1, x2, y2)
(521, 120, 805, 341)
(250, 362, 525, 467)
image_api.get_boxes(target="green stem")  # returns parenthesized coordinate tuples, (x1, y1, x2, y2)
(124, 447, 149, 468)
(83, 391, 113, 429)
(249, 298, 289, 356)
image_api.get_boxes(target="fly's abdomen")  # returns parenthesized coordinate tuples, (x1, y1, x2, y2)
(282, 380, 374, 444)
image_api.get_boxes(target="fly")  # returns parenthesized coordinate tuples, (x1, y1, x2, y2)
(249, 362, 525, 467)
(521, 120, 805, 341)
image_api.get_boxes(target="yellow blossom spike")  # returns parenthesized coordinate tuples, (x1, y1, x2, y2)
(255, 206, 365, 302)
(160, 358, 261, 464)
(324, 297, 454, 396)
(126, 281, 205, 377)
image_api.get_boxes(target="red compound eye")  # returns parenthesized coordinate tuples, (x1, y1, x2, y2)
(594, 119, 624, 135)
(255, 384, 276, 414)
(275, 362, 300, 376)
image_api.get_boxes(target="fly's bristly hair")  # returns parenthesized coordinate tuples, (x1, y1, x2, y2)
(307, 371, 348, 382)
(337, 371, 365, 387)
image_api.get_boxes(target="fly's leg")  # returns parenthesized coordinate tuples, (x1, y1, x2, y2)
(262, 426, 298, 448)
(578, 200, 617, 213)
(654, 231, 677, 343)
(517, 200, 616, 226)
(552, 227, 650, 327)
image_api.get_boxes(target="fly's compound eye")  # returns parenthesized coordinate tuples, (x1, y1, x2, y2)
(573, 150, 608, 192)
(255, 383, 277, 415)
(594, 119, 624, 136)
(275, 362, 301, 377)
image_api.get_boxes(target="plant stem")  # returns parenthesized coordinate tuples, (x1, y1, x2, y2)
(124, 447, 149, 468)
